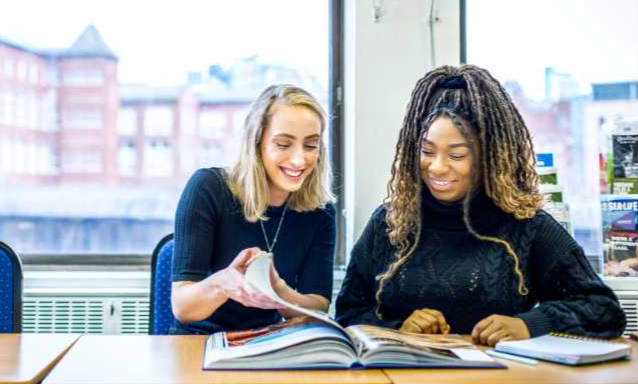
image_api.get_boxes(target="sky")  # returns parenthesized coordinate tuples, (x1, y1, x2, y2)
(1, 1, 636, 101)
(0, 0, 329, 87)
(467, 0, 638, 101)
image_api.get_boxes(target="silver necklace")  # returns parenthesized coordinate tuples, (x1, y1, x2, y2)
(260, 204, 288, 253)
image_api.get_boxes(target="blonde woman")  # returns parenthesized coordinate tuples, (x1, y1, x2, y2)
(336, 65, 625, 345)
(171, 85, 336, 335)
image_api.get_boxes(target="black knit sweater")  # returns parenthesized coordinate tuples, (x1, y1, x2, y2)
(335, 187, 626, 338)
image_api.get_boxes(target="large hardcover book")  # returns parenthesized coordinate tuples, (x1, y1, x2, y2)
(202, 253, 504, 370)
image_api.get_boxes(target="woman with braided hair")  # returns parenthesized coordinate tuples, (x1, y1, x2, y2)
(336, 65, 625, 346)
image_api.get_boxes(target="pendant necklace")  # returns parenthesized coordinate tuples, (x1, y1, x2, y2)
(260, 203, 288, 255)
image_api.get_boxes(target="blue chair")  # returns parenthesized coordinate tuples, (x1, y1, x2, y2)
(149, 234, 175, 335)
(0, 241, 22, 333)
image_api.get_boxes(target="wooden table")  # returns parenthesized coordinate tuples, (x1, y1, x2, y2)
(383, 339, 638, 384)
(0, 333, 79, 384)
(41, 335, 391, 384)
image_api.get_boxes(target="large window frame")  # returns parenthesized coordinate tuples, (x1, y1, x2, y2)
(19, 0, 347, 270)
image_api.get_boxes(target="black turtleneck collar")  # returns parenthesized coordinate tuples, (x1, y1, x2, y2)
(420, 184, 506, 232)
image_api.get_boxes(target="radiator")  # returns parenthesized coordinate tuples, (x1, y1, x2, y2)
(23, 271, 150, 334)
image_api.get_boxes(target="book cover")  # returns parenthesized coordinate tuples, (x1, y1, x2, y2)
(495, 333, 631, 366)
(601, 197, 638, 277)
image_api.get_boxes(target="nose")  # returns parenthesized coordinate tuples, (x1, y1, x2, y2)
(428, 155, 448, 175)
(289, 145, 306, 168)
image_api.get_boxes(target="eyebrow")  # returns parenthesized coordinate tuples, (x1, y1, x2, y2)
(422, 138, 470, 149)
(273, 133, 321, 140)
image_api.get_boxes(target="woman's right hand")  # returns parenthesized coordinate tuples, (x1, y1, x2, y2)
(399, 308, 450, 334)
(215, 247, 286, 310)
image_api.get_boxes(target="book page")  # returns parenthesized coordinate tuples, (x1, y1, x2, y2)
(348, 324, 474, 353)
(204, 317, 354, 366)
(244, 252, 347, 333)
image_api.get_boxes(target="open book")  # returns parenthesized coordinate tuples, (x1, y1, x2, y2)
(202, 253, 504, 370)
(495, 333, 632, 366)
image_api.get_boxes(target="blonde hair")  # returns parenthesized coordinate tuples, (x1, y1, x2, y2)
(226, 84, 335, 222)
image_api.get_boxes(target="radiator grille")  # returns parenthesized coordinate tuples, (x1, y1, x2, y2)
(23, 298, 105, 333)
(23, 296, 150, 334)
(619, 297, 638, 334)
(120, 299, 150, 334)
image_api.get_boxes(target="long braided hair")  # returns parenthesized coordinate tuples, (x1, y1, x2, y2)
(375, 65, 543, 317)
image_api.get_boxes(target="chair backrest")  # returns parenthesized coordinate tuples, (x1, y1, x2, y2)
(0, 241, 22, 333)
(149, 234, 175, 335)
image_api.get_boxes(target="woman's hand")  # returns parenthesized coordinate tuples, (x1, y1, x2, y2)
(216, 247, 286, 310)
(399, 308, 450, 334)
(471, 314, 530, 346)
(269, 263, 288, 298)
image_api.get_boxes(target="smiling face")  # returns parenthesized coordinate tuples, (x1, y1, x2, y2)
(260, 103, 322, 206)
(420, 116, 475, 203)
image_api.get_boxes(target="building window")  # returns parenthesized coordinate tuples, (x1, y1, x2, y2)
(3, 57, 14, 78)
(63, 69, 105, 86)
(29, 62, 39, 84)
(16, 60, 27, 81)
(61, 151, 103, 173)
(199, 110, 227, 139)
(63, 107, 104, 129)
(38, 143, 57, 175)
(118, 140, 137, 176)
(118, 107, 138, 136)
(144, 106, 173, 136)
(144, 140, 173, 177)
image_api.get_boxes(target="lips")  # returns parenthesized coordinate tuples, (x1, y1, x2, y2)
(281, 167, 305, 179)
(428, 177, 456, 192)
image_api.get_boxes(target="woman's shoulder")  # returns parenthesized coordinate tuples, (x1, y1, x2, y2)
(184, 167, 234, 204)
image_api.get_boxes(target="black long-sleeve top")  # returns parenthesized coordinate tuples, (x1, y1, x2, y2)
(171, 168, 336, 334)
(336, 187, 626, 338)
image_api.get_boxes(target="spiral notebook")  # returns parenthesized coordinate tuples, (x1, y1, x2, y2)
(494, 333, 631, 366)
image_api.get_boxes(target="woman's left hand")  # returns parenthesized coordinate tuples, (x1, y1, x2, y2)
(269, 264, 289, 298)
(471, 314, 530, 346)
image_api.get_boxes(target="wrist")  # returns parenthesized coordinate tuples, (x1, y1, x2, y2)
(273, 278, 292, 300)
(208, 269, 232, 302)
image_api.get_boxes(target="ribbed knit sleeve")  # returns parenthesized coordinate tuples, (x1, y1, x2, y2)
(516, 212, 626, 338)
(336, 206, 403, 329)
(172, 168, 224, 282)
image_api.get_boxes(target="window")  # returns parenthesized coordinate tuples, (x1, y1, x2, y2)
(63, 70, 105, 87)
(144, 140, 173, 177)
(63, 107, 104, 129)
(29, 62, 39, 84)
(0, 0, 330, 254)
(17, 60, 27, 81)
(3, 57, 13, 78)
(199, 110, 226, 139)
(118, 141, 137, 176)
(143, 106, 173, 136)
(467, 0, 638, 271)
(61, 151, 103, 173)
(118, 107, 138, 136)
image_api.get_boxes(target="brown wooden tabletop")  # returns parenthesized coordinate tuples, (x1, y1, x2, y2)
(383, 338, 638, 384)
(0, 333, 79, 384)
(41, 335, 391, 384)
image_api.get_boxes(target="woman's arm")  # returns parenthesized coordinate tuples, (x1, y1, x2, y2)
(172, 248, 284, 323)
(517, 212, 626, 338)
(335, 206, 403, 329)
(171, 170, 282, 323)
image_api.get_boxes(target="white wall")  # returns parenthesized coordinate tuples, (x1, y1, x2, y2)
(344, 0, 461, 256)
